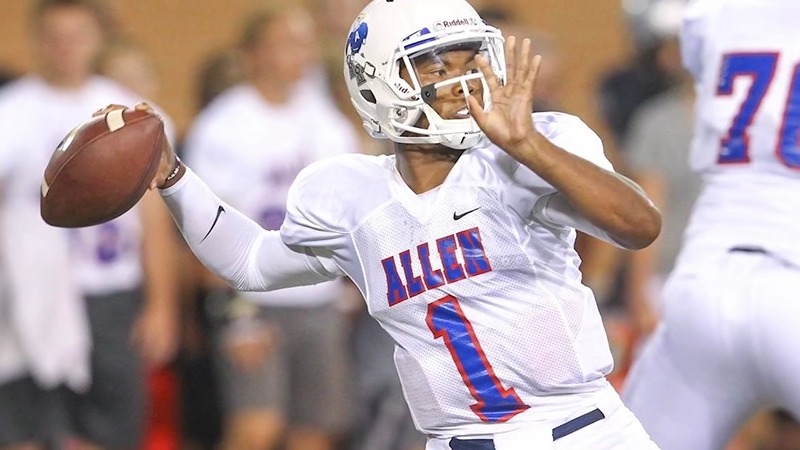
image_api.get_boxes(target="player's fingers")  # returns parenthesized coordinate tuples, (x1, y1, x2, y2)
(475, 54, 501, 93)
(134, 102, 155, 114)
(505, 36, 517, 87)
(515, 38, 532, 91)
(522, 54, 543, 100)
(467, 94, 487, 127)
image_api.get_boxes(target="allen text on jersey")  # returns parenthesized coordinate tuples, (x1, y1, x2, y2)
(381, 227, 493, 306)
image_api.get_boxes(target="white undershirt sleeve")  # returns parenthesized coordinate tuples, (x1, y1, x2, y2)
(159, 167, 338, 292)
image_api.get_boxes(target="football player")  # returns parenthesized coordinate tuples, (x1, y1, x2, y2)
(106, 0, 662, 448)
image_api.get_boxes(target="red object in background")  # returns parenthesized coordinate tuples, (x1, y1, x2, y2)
(142, 366, 180, 450)
(604, 314, 638, 392)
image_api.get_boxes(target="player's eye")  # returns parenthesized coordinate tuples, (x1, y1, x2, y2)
(424, 65, 447, 77)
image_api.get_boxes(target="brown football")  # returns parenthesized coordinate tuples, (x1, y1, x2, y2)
(40, 108, 165, 228)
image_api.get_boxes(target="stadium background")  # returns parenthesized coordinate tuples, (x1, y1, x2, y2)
(0, 0, 629, 135)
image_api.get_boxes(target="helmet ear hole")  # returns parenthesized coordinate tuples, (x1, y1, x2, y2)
(360, 90, 377, 104)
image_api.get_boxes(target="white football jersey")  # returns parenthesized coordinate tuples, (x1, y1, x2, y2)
(678, 0, 800, 267)
(184, 84, 359, 306)
(280, 112, 614, 435)
(0, 76, 167, 295)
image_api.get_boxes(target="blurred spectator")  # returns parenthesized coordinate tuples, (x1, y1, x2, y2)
(581, 0, 687, 317)
(181, 5, 357, 450)
(600, 67, 697, 392)
(96, 36, 185, 450)
(0, 69, 15, 88)
(310, 0, 390, 157)
(0, 1, 180, 450)
(622, 77, 698, 339)
(195, 49, 245, 112)
(170, 48, 249, 450)
(96, 37, 161, 101)
(598, 0, 686, 147)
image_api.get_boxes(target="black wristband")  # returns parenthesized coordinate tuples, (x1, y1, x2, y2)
(160, 157, 185, 189)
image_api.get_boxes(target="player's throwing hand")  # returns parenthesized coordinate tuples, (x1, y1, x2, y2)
(468, 36, 542, 153)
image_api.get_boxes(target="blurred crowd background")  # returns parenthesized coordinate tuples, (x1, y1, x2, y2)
(0, 0, 799, 450)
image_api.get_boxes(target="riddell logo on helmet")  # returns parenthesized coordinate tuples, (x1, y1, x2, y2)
(434, 17, 479, 30)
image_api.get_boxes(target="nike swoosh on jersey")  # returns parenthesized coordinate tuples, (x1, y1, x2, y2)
(201, 205, 226, 242)
(453, 207, 480, 221)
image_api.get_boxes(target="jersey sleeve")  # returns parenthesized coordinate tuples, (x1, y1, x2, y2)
(281, 158, 350, 252)
(282, 154, 387, 277)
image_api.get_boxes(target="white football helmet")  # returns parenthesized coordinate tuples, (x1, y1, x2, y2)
(343, 0, 505, 150)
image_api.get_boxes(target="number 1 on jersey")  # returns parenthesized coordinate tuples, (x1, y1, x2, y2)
(426, 295, 529, 423)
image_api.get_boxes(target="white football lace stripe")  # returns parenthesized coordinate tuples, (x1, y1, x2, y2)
(41, 178, 50, 198)
(105, 109, 126, 132)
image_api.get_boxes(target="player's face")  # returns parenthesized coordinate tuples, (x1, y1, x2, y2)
(400, 48, 484, 129)
(34, 5, 104, 83)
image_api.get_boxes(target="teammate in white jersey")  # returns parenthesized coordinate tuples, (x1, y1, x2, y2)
(104, 0, 660, 447)
(622, 1, 800, 449)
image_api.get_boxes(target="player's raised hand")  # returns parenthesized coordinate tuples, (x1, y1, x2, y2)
(468, 36, 542, 154)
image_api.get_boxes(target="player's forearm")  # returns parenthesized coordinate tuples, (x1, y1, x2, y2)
(158, 167, 268, 292)
(512, 132, 661, 249)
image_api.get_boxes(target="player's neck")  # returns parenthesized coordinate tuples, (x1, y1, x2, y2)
(394, 144, 462, 194)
